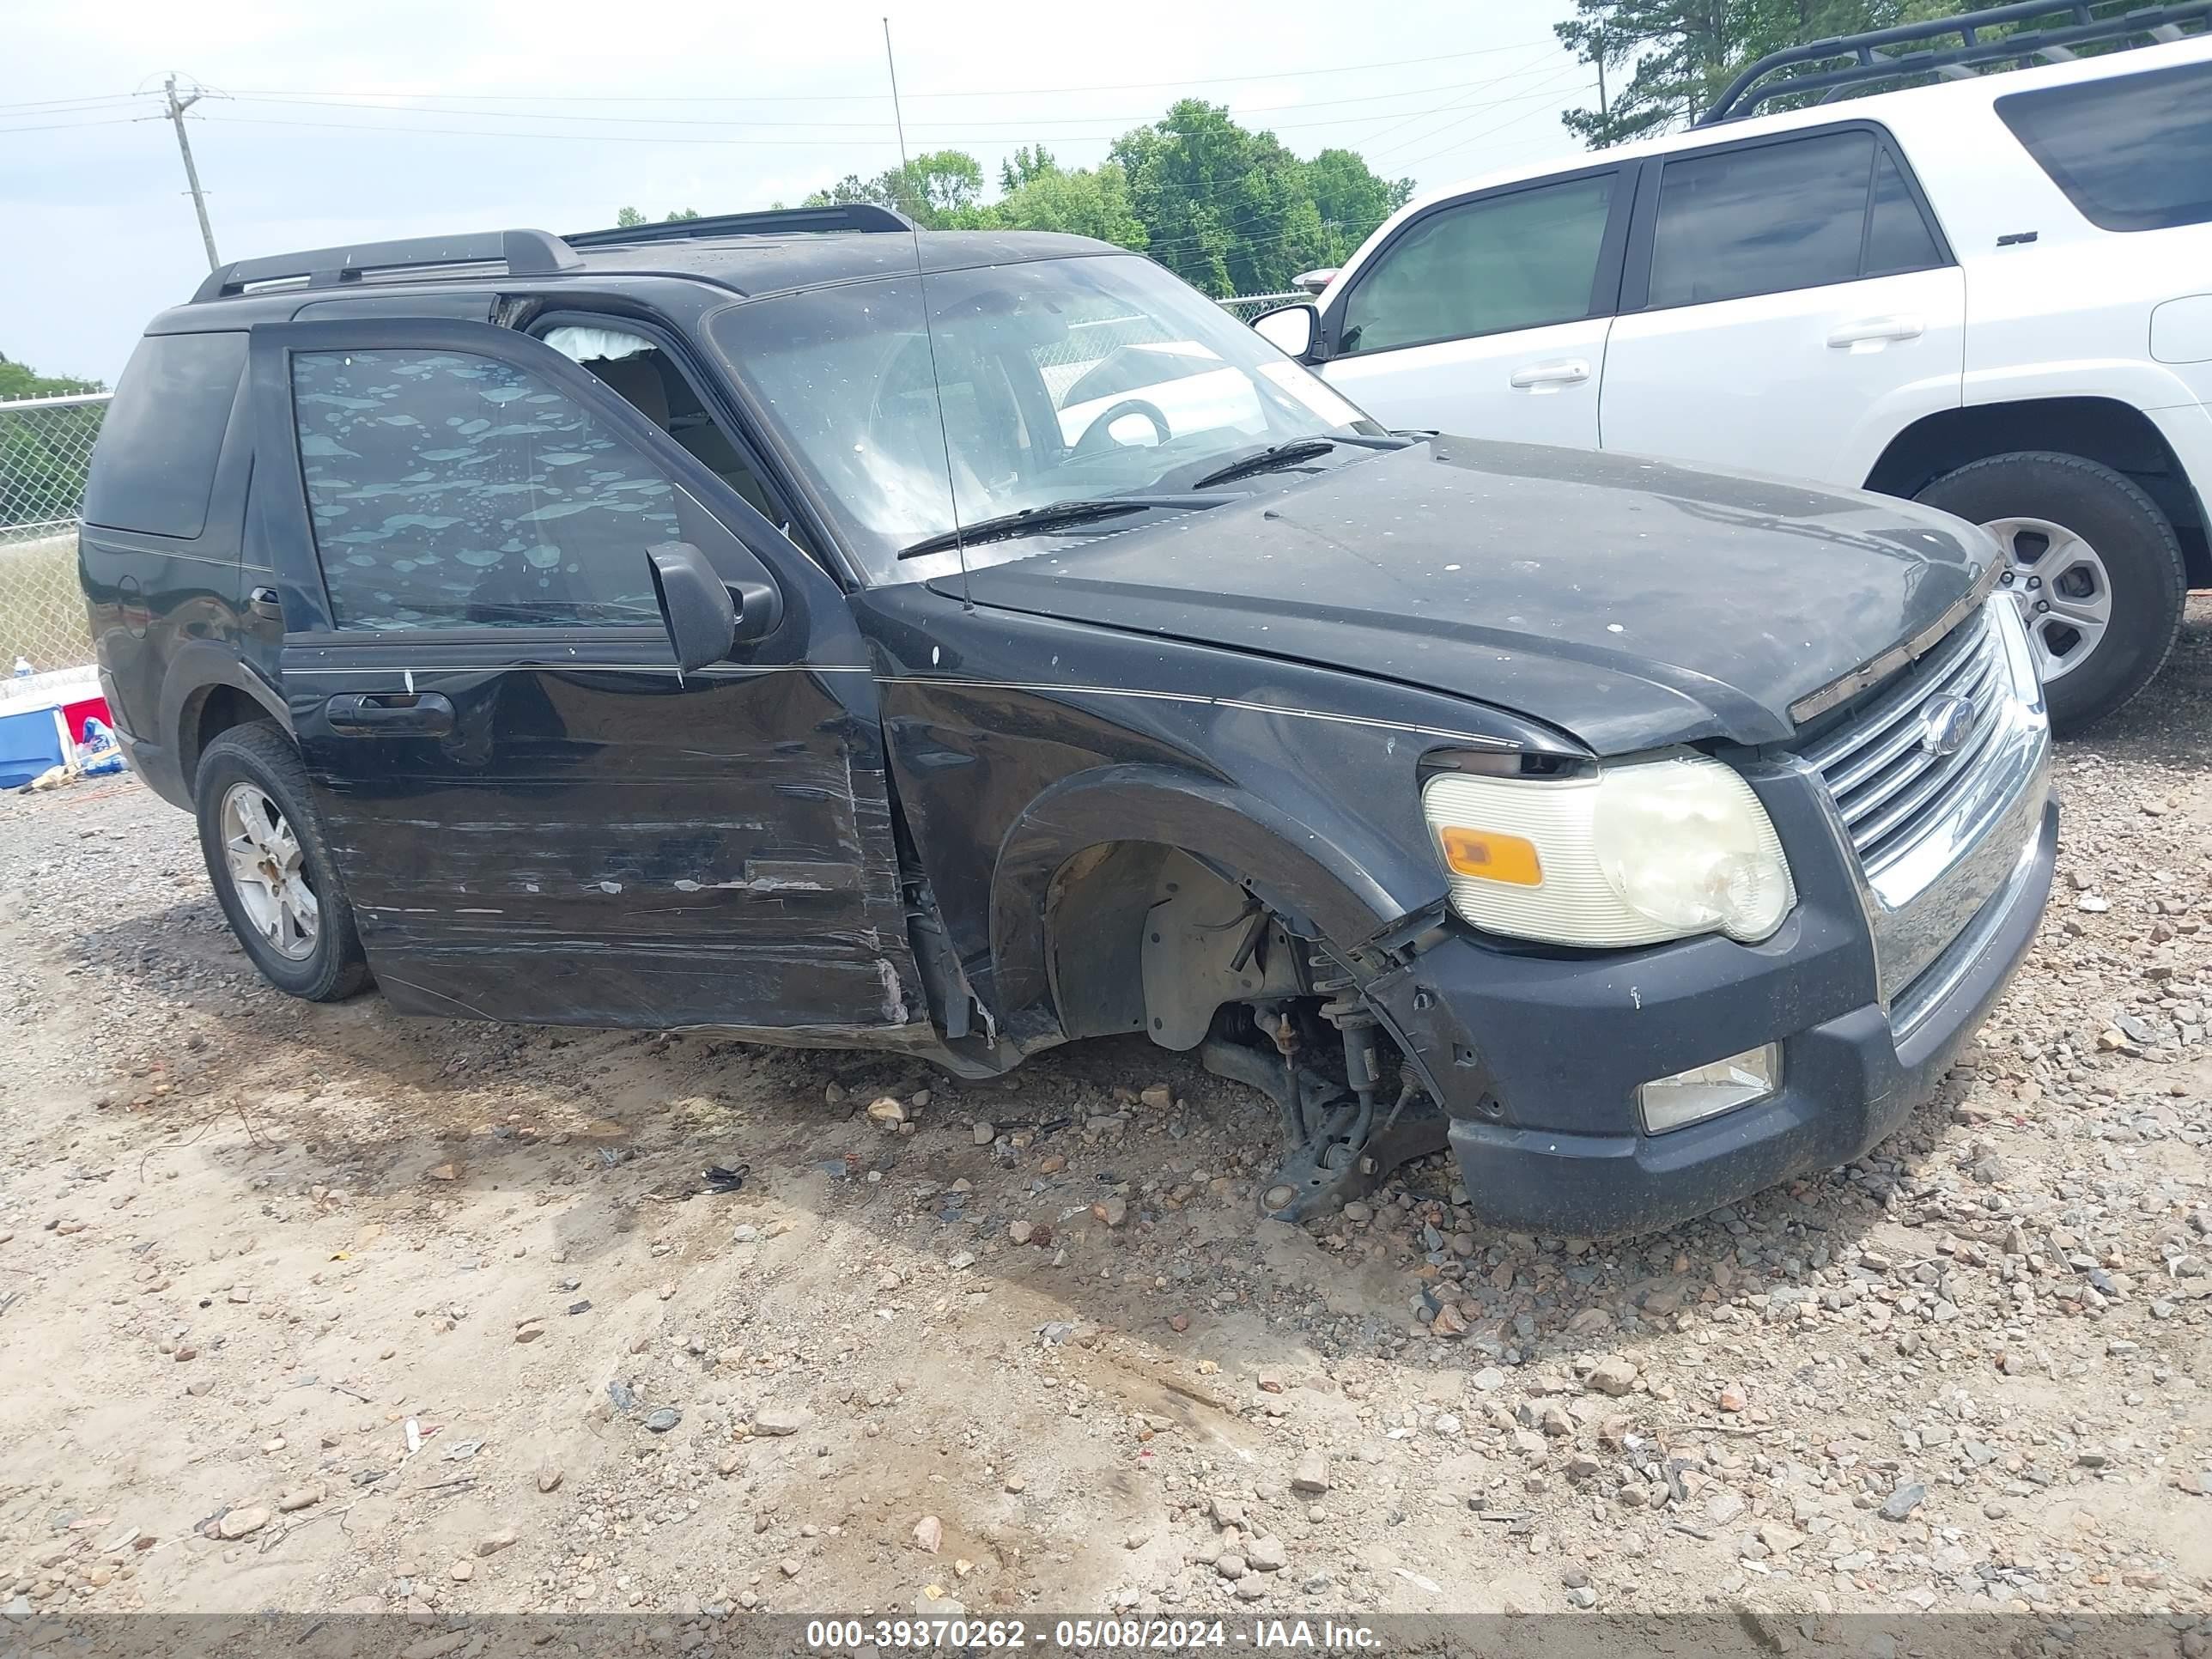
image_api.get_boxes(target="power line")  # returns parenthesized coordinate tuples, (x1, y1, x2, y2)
(218, 40, 1557, 106)
(0, 114, 143, 135)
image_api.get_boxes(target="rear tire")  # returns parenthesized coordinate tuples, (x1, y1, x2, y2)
(1913, 451, 2185, 732)
(194, 723, 370, 1001)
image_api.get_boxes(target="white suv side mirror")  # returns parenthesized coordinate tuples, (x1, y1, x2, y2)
(1252, 302, 1320, 361)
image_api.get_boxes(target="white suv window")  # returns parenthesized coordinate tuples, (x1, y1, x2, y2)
(1337, 173, 1616, 356)
(1996, 58, 2212, 233)
(1645, 130, 1942, 309)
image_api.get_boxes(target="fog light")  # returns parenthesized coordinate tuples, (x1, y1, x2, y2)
(1637, 1043, 1782, 1134)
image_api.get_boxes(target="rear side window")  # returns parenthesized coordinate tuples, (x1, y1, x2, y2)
(1996, 59, 2212, 232)
(81, 331, 246, 538)
(289, 348, 679, 632)
(1645, 130, 1942, 308)
(1338, 173, 1617, 355)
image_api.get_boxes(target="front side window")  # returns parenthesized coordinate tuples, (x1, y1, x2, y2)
(1996, 58, 2212, 233)
(709, 253, 1379, 581)
(1337, 174, 1616, 356)
(289, 349, 679, 631)
(1645, 129, 1942, 308)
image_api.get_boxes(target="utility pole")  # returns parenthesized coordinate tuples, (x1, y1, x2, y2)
(1595, 27, 1609, 119)
(162, 74, 220, 271)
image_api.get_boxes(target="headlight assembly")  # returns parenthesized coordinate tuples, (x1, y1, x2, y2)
(1422, 753, 1796, 948)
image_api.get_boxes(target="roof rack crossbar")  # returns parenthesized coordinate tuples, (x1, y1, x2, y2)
(563, 204, 917, 248)
(191, 228, 580, 304)
(1700, 0, 2212, 123)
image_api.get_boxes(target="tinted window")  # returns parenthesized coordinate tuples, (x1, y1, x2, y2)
(1997, 59, 2212, 232)
(1647, 131, 1940, 307)
(290, 349, 678, 631)
(1865, 150, 1942, 276)
(1339, 174, 1615, 355)
(81, 331, 246, 538)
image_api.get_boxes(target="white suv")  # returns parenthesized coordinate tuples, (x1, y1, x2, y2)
(1255, 7, 2212, 731)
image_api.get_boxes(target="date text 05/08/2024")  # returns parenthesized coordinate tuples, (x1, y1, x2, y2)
(803, 1619, 1382, 1650)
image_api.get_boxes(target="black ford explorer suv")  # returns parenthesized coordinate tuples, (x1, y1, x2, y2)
(79, 205, 2057, 1237)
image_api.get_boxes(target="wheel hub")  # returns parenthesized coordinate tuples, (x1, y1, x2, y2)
(218, 781, 320, 962)
(1982, 514, 2112, 684)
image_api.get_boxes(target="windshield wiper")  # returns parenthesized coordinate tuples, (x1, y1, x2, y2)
(895, 494, 1227, 560)
(1182, 438, 1342, 491)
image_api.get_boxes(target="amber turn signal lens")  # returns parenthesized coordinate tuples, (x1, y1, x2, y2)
(1437, 826, 1542, 886)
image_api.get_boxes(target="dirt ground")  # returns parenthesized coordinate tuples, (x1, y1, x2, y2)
(2, 603, 2209, 1632)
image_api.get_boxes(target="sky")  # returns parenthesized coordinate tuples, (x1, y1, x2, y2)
(2, 0, 1596, 384)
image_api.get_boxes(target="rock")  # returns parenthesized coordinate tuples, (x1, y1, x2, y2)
(947, 1249, 977, 1271)
(1430, 1302, 1469, 1338)
(866, 1097, 906, 1127)
(1093, 1196, 1128, 1228)
(2076, 894, 2111, 914)
(642, 1407, 682, 1433)
(1585, 1354, 1638, 1396)
(915, 1515, 944, 1553)
(754, 1406, 808, 1437)
(1470, 1367, 1506, 1393)
(514, 1322, 544, 1344)
(1705, 1491, 1746, 1526)
(1291, 1450, 1331, 1495)
(1140, 1085, 1175, 1109)
(1009, 1219, 1035, 1245)
(1248, 1534, 1287, 1572)
(449, 1559, 473, 1583)
(216, 1506, 270, 1540)
(780, 1559, 802, 1578)
(1880, 1482, 1926, 1522)
(1565, 1585, 1597, 1610)
(973, 1122, 995, 1146)
(276, 1485, 325, 1513)
(1215, 1553, 1247, 1581)
(475, 1528, 517, 1557)
(1717, 1383, 1747, 1413)
(1004, 1474, 1026, 1493)
(536, 1466, 563, 1493)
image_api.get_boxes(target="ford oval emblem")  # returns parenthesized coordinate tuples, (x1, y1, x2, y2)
(1917, 691, 1976, 758)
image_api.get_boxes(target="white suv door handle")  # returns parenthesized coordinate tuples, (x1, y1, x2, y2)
(1508, 359, 1592, 389)
(1827, 315, 1925, 348)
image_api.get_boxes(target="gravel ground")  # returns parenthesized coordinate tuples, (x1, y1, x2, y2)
(0, 600, 2208, 1632)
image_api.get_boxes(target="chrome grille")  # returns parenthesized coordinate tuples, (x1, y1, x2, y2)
(1803, 605, 2009, 876)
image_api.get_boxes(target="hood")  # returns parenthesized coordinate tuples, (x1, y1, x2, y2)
(943, 438, 1996, 753)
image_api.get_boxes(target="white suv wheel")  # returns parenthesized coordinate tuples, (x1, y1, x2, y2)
(1981, 514, 2113, 684)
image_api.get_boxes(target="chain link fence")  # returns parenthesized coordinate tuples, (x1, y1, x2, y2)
(1216, 291, 1311, 324)
(1, 392, 107, 673)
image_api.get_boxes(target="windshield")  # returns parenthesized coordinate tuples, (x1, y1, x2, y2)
(708, 252, 1381, 583)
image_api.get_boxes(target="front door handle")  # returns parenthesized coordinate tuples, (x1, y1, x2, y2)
(248, 586, 283, 622)
(1827, 315, 1925, 348)
(1508, 359, 1592, 390)
(324, 692, 455, 736)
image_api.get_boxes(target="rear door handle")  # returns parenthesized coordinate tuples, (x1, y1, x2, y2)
(1508, 359, 1592, 389)
(324, 692, 455, 736)
(248, 586, 283, 622)
(1827, 315, 1925, 348)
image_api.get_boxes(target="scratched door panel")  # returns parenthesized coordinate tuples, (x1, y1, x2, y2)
(291, 655, 916, 1031)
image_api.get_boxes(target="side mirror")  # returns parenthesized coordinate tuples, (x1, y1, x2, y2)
(1252, 302, 1320, 362)
(1291, 267, 1338, 295)
(649, 541, 745, 672)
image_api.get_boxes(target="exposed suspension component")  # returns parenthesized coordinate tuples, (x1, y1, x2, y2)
(1310, 945, 1381, 1154)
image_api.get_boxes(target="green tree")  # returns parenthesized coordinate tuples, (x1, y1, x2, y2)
(803, 149, 986, 227)
(0, 352, 99, 402)
(1111, 100, 1332, 296)
(981, 155, 1148, 247)
(1305, 147, 1415, 267)
(612, 206, 699, 226)
(1554, 0, 1954, 146)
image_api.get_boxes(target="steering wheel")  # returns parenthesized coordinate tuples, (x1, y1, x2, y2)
(1072, 398, 1173, 458)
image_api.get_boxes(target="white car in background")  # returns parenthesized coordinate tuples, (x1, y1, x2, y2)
(1256, 3, 2212, 730)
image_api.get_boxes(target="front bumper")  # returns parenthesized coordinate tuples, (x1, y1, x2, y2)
(1367, 602, 2055, 1237)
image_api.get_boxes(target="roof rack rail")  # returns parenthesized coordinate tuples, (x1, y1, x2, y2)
(192, 228, 580, 304)
(1700, 0, 2212, 124)
(563, 204, 917, 247)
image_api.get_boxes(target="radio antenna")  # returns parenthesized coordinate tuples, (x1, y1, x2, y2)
(884, 16, 969, 605)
